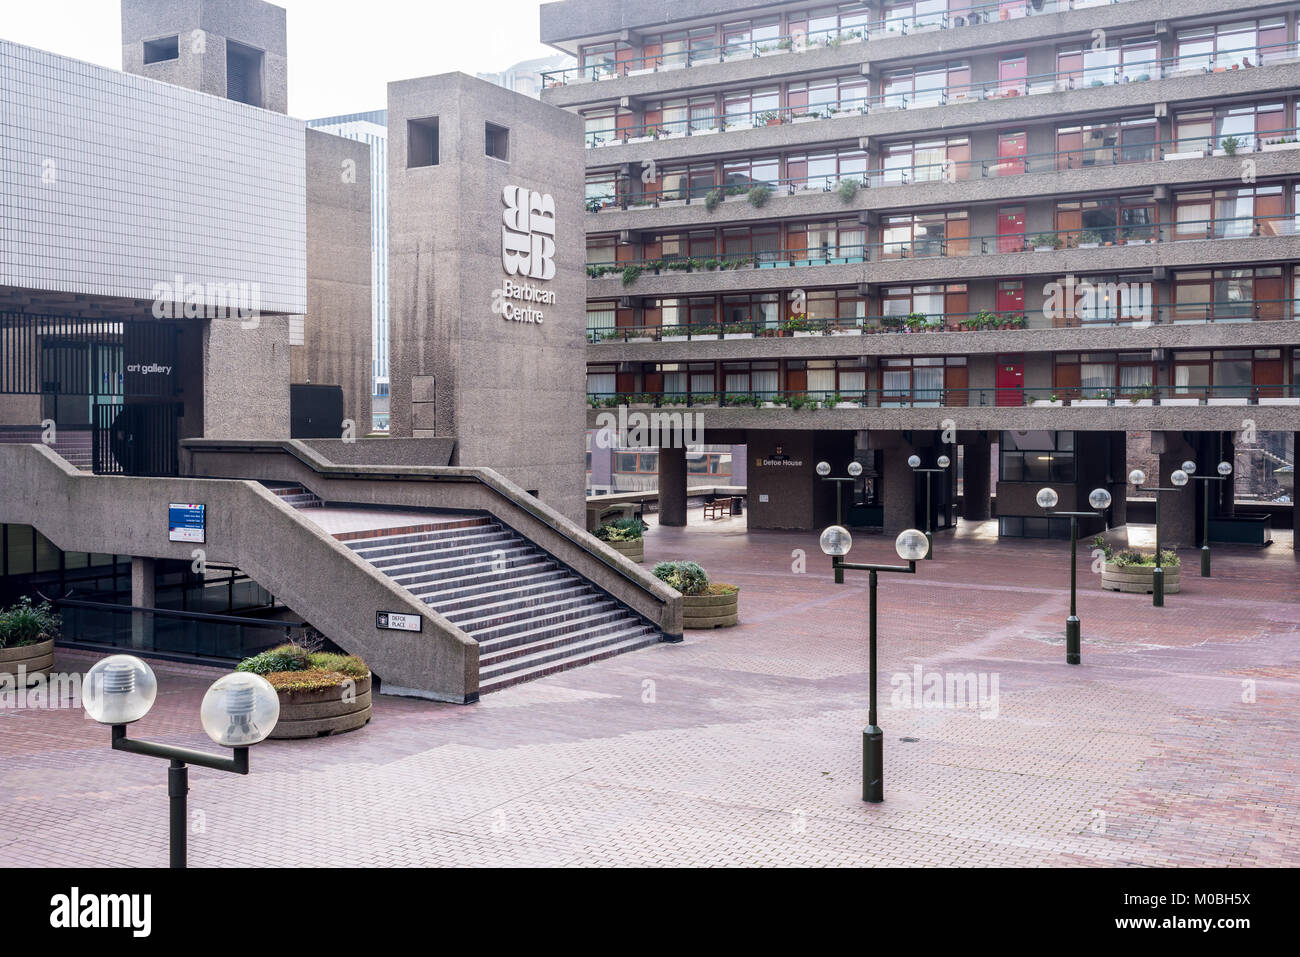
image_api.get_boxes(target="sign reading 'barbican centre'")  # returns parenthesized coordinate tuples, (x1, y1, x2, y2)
(500, 185, 557, 325)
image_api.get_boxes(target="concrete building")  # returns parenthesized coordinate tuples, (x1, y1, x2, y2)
(0, 1, 677, 702)
(478, 53, 577, 99)
(541, 0, 1300, 545)
(307, 110, 391, 430)
(386, 72, 589, 521)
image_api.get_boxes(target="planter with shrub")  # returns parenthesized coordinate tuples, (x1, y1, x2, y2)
(653, 561, 738, 629)
(1093, 540, 1182, 594)
(236, 642, 372, 738)
(594, 517, 647, 563)
(0, 597, 58, 686)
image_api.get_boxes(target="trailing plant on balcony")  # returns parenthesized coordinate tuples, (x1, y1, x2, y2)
(782, 314, 813, 332)
(723, 322, 752, 336)
(748, 184, 773, 208)
(1001, 313, 1027, 329)
(1127, 387, 1156, 403)
(756, 110, 781, 126)
(1220, 135, 1240, 155)
(904, 312, 929, 331)
(1076, 229, 1103, 246)
(621, 265, 643, 286)
(880, 314, 905, 331)
(1031, 233, 1063, 250)
(725, 392, 762, 407)
(586, 264, 619, 279)
(704, 188, 723, 212)
(836, 178, 861, 203)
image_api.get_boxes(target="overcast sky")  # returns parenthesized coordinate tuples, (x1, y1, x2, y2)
(1, 0, 561, 118)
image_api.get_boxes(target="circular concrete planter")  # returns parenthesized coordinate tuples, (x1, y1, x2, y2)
(682, 588, 739, 629)
(0, 638, 55, 685)
(269, 673, 372, 739)
(605, 538, 644, 563)
(1101, 563, 1181, 595)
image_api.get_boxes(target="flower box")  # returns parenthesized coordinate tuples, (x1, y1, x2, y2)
(657, 198, 687, 207)
(835, 401, 862, 409)
(1033, 246, 1058, 253)
(792, 115, 821, 124)
(792, 330, 818, 337)
(1159, 397, 1199, 406)
(723, 332, 753, 339)
(1258, 396, 1300, 405)
(0, 638, 55, 685)
(626, 66, 656, 77)
(1164, 150, 1207, 161)
(682, 588, 739, 629)
(1207, 397, 1248, 405)
(1102, 563, 1180, 595)
(1260, 141, 1300, 152)
(604, 538, 645, 564)
(661, 334, 690, 342)
(1077, 242, 1101, 249)
(1031, 399, 1064, 407)
(1127, 398, 1155, 406)
(1074, 399, 1110, 406)
(270, 673, 373, 739)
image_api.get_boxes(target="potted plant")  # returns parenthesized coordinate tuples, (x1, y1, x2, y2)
(1076, 230, 1103, 249)
(1031, 233, 1063, 252)
(757, 110, 781, 126)
(1218, 135, 1240, 156)
(836, 178, 861, 203)
(880, 314, 906, 332)
(621, 265, 643, 286)
(748, 184, 773, 208)
(236, 640, 372, 738)
(594, 517, 648, 563)
(0, 597, 59, 686)
(1031, 393, 1064, 407)
(1094, 539, 1182, 595)
(1128, 386, 1156, 406)
(783, 314, 815, 336)
(723, 322, 754, 339)
(654, 561, 737, 629)
(704, 188, 723, 212)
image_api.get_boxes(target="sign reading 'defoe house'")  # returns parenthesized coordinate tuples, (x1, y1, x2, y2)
(500, 185, 557, 324)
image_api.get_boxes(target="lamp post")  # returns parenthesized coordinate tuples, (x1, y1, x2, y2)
(82, 654, 280, 868)
(1128, 466, 1189, 607)
(1182, 459, 1234, 577)
(816, 460, 863, 569)
(907, 453, 951, 559)
(819, 525, 928, 803)
(1035, 485, 1113, 665)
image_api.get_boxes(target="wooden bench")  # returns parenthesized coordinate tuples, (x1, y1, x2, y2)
(703, 497, 734, 520)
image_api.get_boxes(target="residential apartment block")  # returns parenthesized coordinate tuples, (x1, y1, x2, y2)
(542, 0, 1300, 543)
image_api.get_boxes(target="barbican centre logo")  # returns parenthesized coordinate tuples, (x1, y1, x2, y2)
(500, 185, 557, 324)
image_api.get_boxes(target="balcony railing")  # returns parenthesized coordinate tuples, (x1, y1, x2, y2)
(545, 0, 1137, 88)
(586, 383, 1300, 410)
(580, 39, 1300, 148)
(586, 299, 1300, 343)
(585, 127, 1300, 211)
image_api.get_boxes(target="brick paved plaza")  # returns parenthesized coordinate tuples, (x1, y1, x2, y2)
(2, 515, 1297, 868)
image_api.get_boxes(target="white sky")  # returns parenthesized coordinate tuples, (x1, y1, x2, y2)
(0, 0, 561, 118)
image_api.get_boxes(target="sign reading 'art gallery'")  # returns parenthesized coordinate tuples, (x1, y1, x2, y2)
(500, 185, 557, 324)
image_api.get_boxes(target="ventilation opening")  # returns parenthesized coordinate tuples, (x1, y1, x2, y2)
(226, 40, 264, 108)
(143, 36, 179, 64)
(408, 117, 439, 167)
(485, 122, 509, 161)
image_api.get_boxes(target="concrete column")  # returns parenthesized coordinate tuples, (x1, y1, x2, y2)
(960, 439, 991, 521)
(130, 557, 155, 650)
(658, 444, 687, 527)
(881, 438, 919, 534)
(1154, 436, 1198, 548)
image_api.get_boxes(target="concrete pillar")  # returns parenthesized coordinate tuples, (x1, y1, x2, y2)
(130, 557, 155, 649)
(960, 438, 991, 521)
(1153, 433, 1197, 548)
(658, 444, 687, 527)
(1108, 431, 1129, 527)
(881, 437, 919, 534)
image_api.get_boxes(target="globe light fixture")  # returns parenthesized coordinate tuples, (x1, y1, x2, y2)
(937, 455, 951, 469)
(895, 528, 929, 561)
(819, 524, 853, 557)
(1171, 469, 1189, 487)
(83, 655, 158, 726)
(847, 460, 863, 478)
(816, 460, 831, 477)
(200, 673, 281, 747)
(1036, 487, 1060, 510)
(1181, 460, 1196, 474)
(1128, 468, 1147, 487)
(907, 454, 921, 468)
(1088, 488, 1113, 510)
(1217, 461, 1233, 476)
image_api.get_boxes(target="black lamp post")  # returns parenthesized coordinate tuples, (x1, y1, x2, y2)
(907, 453, 950, 559)
(1036, 485, 1113, 665)
(82, 654, 280, 868)
(1128, 466, 1189, 607)
(816, 460, 863, 578)
(1182, 459, 1234, 577)
(819, 524, 928, 803)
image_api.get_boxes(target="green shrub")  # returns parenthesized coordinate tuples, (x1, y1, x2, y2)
(594, 517, 647, 542)
(0, 597, 61, 649)
(836, 178, 860, 203)
(237, 643, 311, 675)
(307, 652, 369, 677)
(1111, 549, 1180, 568)
(747, 184, 772, 208)
(652, 560, 710, 596)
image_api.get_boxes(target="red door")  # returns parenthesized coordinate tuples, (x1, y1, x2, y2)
(996, 130, 1027, 176)
(997, 206, 1025, 253)
(998, 54, 1027, 96)
(996, 355, 1024, 406)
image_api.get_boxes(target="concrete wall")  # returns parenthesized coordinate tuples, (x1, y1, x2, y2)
(387, 72, 588, 521)
(121, 0, 289, 114)
(298, 128, 373, 432)
(202, 315, 290, 439)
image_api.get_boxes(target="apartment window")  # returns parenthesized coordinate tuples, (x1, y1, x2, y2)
(1055, 117, 1158, 169)
(407, 117, 439, 167)
(1000, 431, 1076, 483)
(880, 137, 969, 185)
(1055, 196, 1157, 246)
(485, 123, 509, 161)
(1172, 186, 1285, 240)
(225, 40, 264, 108)
(1172, 266, 1285, 321)
(143, 36, 179, 64)
(1174, 102, 1285, 153)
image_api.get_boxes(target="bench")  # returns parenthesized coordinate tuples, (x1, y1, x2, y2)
(703, 497, 734, 520)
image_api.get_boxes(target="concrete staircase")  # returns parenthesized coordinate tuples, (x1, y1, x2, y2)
(341, 515, 661, 693)
(263, 482, 324, 508)
(0, 427, 94, 471)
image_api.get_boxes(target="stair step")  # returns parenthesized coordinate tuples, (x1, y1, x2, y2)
(410, 565, 566, 607)
(366, 540, 538, 571)
(480, 620, 658, 671)
(447, 587, 603, 631)
(478, 629, 662, 693)
(345, 525, 508, 556)
(473, 603, 625, 649)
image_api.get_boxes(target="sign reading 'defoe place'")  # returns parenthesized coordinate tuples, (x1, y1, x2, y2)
(168, 503, 206, 543)
(376, 611, 422, 633)
(500, 185, 557, 324)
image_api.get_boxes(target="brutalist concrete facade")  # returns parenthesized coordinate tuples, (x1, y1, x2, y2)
(387, 72, 587, 522)
(546, 0, 1300, 544)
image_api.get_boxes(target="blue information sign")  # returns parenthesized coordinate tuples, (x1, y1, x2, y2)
(168, 503, 206, 544)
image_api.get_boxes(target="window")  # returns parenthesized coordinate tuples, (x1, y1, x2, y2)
(225, 40, 264, 108)
(485, 123, 509, 161)
(1000, 431, 1076, 483)
(143, 36, 179, 64)
(408, 117, 439, 167)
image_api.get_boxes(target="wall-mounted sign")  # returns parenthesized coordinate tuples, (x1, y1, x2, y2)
(755, 446, 804, 468)
(168, 503, 206, 543)
(500, 185, 556, 324)
(376, 611, 422, 633)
